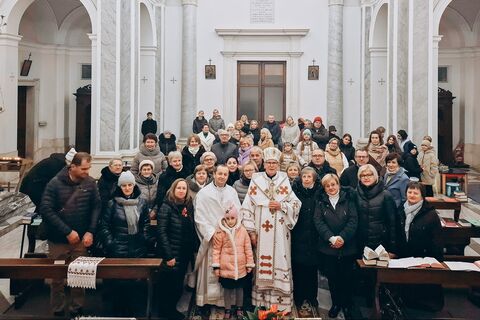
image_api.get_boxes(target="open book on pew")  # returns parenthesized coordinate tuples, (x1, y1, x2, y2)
(362, 245, 390, 267)
(388, 257, 444, 269)
(444, 261, 480, 272)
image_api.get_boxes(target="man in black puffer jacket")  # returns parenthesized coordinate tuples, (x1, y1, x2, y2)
(40, 152, 100, 317)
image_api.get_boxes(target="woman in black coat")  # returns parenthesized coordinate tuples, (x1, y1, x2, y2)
(97, 171, 151, 316)
(156, 178, 196, 320)
(158, 131, 177, 156)
(291, 167, 321, 308)
(339, 133, 355, 164)
(355, 164, 398, 255)
(154, 151, 190, 209)
(226, 156, 240, 186)
(397, 181, 444, 311)
(402, 145, 422, 180)
(181, 134, 206, 175)
(97, 158, 123, 209)
(314, 174, 357, 319)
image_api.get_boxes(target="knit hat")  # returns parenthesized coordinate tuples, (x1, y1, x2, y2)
(65, 148, 77, 163)
(303, 129, 312, 137)
(421, 140, 431, 148)
(313, 116, 323, 123)
(139, 159, 155, 171)
(329, 125, 337, 132)
(263, 147, 281, 162)
(118, 171, 136, 186)
(225, 205, 238, 219)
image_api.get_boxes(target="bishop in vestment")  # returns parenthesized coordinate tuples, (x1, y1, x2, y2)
(194, 165, 241, 307)
(242, 147, 301, 312)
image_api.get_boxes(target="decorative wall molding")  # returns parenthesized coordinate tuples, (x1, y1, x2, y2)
(216, 28, 309, 37)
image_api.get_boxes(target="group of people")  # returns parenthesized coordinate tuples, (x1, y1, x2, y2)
(24, 111, 444, 319)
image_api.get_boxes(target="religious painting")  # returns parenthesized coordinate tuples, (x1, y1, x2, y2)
(205, 65, 216, 79)
(308, 65, 319, 80)
(438, 66, 448, 83)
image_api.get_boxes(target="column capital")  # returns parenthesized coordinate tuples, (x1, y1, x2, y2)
(182, 0, 198, 6)
(151, 0, 166, 6)
(361, 0, 375, 7)
(0, 33, 22, 43)
(329, 0, 344, 6)
(433, 35, 443, 43)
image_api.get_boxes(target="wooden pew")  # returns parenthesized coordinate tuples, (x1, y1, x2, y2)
(0, 258, 162, 318)
(426, 197, 462, 222)
(357, 257, 480, 319)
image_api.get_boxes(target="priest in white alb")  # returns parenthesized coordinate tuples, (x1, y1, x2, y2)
(241, 147, 301, 312)
(194, 165, 241, 308)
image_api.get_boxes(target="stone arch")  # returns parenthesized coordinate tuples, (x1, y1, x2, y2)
(439, 7, 474, 48)
(57, 6, 92, 46)
(370, 2, 388, 48)
(434, 0, 453, 35)
(2, 0, 96, 34)
(140, 1, 156, 47)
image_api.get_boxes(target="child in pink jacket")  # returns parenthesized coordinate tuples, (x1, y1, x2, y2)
(212, 206, 255, 318)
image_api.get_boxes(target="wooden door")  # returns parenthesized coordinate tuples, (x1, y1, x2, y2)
(74, 85, 92, 153)
(437, 87, 455, 165)
(237, 61, 286, 124)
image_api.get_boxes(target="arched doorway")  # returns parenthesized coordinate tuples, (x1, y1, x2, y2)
(0, 0, 94, 159)
(436, 0, 480, 166)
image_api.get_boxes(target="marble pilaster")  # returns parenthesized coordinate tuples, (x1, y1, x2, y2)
(327, 0, 344, 133)
(362, 4, 372, 137)
(181, 0, 197, 137)
(100, 0, 117, 152)
(119, 0, 132, 150)
(154, 3, 165, 131)
(412, 0, 430, 142)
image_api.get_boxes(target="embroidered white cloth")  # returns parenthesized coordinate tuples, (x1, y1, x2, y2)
(67, 256, 105, 289)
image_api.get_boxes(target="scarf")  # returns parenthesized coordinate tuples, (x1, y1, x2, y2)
(385, 169, 397, 185)
(114, 197, 140, 235)
(326, 147, 340, 157)
(404, 200, 423, 240)
(140, 175, 154, 185)
(241, 175, 251, 186)
(328, 191, 340, 209)
(188, 146, 199, 156)
(140, 144, 160, 157)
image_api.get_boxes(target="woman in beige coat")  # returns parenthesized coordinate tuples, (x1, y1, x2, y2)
(418, 139, 439, 197)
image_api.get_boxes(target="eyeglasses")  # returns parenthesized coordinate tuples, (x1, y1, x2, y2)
(360, 173, 374, 178)
(265, 161, 278, 166)
(243, 169, 255, 172)
(204, 158, 214, 162)
(312, 154, 324, 157)
(356, 155, 368, 159)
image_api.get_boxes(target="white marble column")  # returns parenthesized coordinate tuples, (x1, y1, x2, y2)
(411, 0, 430, 143)
(431, 35, 442, 151)
(361, 1, 372, 137)
(388, 0, 409, 134)
(181, 0, 197, 137)
(327, 0, 344, 133)
(99, 0, 117, 152)
(154, 1, 166, 132)
(119, 0, 132, 150)
(0, 34, 22, 154)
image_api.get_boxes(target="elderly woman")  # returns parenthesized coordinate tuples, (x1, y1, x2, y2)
(291, 167, 321, 308)
(135, 160, 158, 213)
(314, 174, 357, 319)
(155, 151, 189, 209)
(200, 151, 217, 177)
(233, 160, 258, 204)
(131, 133, 167, 175)
(286, 162, 301, 184)
(418, 140, 439, 197)
(248, 146, 264, 172)
(258, 128, 274, 150)
(397, 182, 443, 311)
(382, 153, 410, 208)
(355, 164, 397, 255)
(238, 136, 253, 166)
(186, 164, 210, 200)
(297, 129, 319, 167)
(366, 131, 389, 167)
(182, 134, 206, 175)
(98, 158, 123, 209)
(97, 171, 151, 316)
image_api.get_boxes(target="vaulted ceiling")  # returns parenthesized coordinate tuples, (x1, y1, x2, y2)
(44, 0, 84, 29)
(448, 0, 480, 30)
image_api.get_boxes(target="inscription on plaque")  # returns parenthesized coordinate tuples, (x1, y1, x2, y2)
(250, 0, 275, 24)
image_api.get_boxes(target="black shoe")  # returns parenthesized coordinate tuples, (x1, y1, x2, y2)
(328, 305, 342, 318)
(342, 306, 353, 319)
(53, 310, 64, 317)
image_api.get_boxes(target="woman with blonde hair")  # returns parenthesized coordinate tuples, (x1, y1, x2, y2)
(281, 116, 301, 147)
(418, 140, 439, 197)
(258, 128, 274, 150)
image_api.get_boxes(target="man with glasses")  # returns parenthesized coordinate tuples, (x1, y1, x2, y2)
(340, 148, 377, 188)
(308, 149, 337, 181)
(242, 147, 301, 312)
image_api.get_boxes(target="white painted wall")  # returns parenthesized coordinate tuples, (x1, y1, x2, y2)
(196, 0, 330, 125)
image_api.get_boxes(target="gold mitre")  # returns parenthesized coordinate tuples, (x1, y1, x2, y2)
(263, 147, 281, 162)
